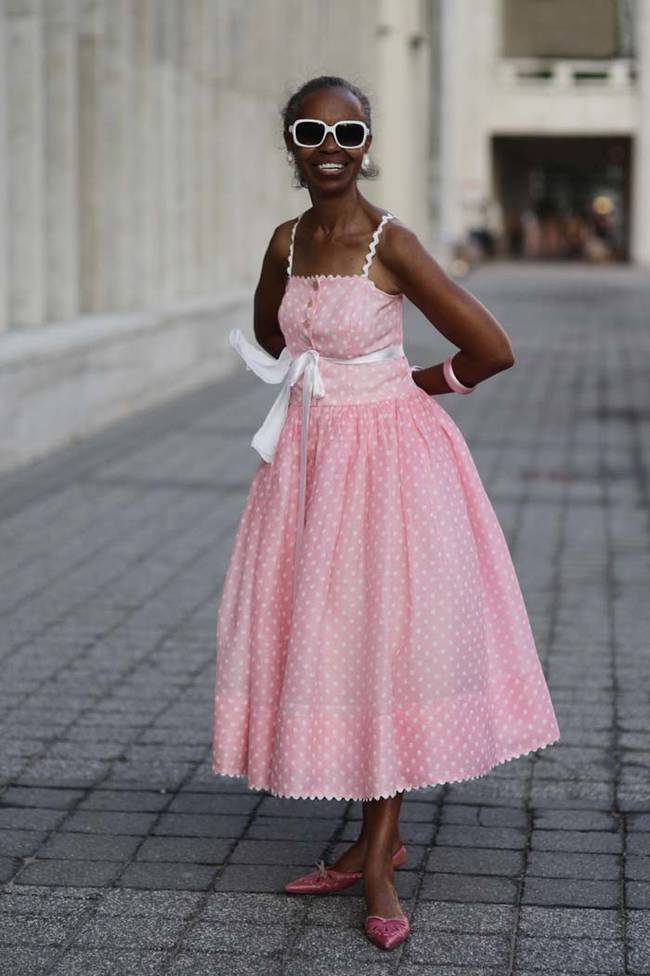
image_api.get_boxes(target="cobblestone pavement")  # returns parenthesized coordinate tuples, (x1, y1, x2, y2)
(0, 261, 649, 975)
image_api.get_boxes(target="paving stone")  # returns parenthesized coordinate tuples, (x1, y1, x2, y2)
(420, 873, 518, 904)
(519, 905, 622, 938)
(0, 947, 59, 976)
(134, 836, 231, 863)
(399, 968, 508, 976)
(629, 939, 650, 975)
(293, 922, 405, 962)
(522, 877, 620, 908)
(70, 913, 186, 948)
(530, 829, 622, 853)
(533, 809, 619, 831)
(340, 819, 435, 846)
(434, 825, 527, 850)
(514, 935, 625, 973)
(0, 830, 48, 858)
(59, 811, 160, 834)
(48, 950, 168, 975)
(37, 832, 141, 861)
(0, 856, 19, 882)
(76, 790, 170, 812)
(228, 839, 324, 865)
(151, 813, 249, 837)
(527, 850, 620, 879)
(628, 813, 650, 831)
(118, 861, 217, 890)
(166, 792, 259, 815)
(411, 900, 515, 933)
(405, 931, 511, 967)
(0, 913, 87, 946)
(286, 962, 397, 976)
(246, 816, 340, 842)
(0, 787, 86, 809)
(12, 859, 122, 887)
(94, 888, 203, 917)
(167, 955, 283, 976)
(201, 891, 306, 924)
(0, 809, 67, 831)
(627, 833, 650, 854)
(180, 919, 290, 954)
(425, 846, 523, 876)
(626, 882, 650, 909)
(255, 796, 347, 819)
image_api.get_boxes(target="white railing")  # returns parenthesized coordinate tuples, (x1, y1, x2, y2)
(497, 58, 636, 89)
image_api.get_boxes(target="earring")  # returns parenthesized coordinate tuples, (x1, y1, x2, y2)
(361, 153, 370, 171)
(286, 151, 294, 164)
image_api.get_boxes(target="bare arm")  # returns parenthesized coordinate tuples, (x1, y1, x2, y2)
(252, 222, 292, 360)
(381, 221, 515, 395)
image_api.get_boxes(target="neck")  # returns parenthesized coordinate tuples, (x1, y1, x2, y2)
(307, 190, 367, 235)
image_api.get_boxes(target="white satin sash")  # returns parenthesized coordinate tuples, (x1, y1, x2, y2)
(229, 327, 406, 600)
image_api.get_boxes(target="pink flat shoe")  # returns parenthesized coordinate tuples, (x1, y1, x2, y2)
(284, 842, 407, 894)
(364, 912, 410, 950)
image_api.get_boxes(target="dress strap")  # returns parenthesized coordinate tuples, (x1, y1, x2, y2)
(287, 213, 304, 276)
(361, 212, 395, 277)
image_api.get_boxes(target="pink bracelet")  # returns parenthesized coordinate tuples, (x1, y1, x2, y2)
(443, 354, 475, 394)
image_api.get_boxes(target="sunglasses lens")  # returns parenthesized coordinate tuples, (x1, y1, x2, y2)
(336, 122, 366, 147)
(294, 121, 325, 146)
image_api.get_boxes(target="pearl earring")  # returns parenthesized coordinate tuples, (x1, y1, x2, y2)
(361, 153, 370, 171)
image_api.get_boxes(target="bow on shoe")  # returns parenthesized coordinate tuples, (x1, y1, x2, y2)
(315, 858, 329, 879)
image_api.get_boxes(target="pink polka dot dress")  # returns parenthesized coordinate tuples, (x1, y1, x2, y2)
(212, 210, 561, 802)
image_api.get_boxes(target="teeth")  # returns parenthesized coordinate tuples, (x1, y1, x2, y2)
(318, 163, 344, 169)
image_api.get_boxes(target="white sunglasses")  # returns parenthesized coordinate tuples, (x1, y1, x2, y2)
(288, 118, 370, 150)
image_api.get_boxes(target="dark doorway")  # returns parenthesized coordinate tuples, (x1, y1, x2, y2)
(493, 135, 632, 262)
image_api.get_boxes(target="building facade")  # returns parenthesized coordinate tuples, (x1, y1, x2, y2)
(0, 0, 438, 471)
(439, 0, 650, 265)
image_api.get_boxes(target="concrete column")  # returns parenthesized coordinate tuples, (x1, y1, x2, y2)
(78, 0, 105, 313)
(0, 0, 8, 333)
(632, 0, 650, 266)
(132, 0, 157, 308)
(6, 0, 45, 328)
(43, 0, 79, 323)
(439, 0, 463, 251)
(157, 0, 179, 304)
(375, 0, 431, 237)
(103, 0, 135, 310)
(176, 0, 192, 298)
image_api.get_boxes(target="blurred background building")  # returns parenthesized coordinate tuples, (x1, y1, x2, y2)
(444, 0, 649, 270)
(0, 0, 648, 471)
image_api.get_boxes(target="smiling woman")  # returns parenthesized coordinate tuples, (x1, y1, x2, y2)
(211, 74, 561, 953)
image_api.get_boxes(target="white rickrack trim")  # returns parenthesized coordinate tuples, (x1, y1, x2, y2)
(287, 213, 303, 276)
(287, 210, 395, 278)
(211, 735, 561, 803)
(361, 212, 395, 278)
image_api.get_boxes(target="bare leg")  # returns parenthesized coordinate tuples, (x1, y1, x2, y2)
(330, 792, 404, 878)
(362, 792, 405, 918)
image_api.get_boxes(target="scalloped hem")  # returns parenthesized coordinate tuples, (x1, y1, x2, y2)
(211, 735, 561, 802)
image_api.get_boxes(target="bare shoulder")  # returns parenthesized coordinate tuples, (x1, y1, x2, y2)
(256, 216, 299, 286)
(381, 215, 431, 267)
(268, 217, 297, 267)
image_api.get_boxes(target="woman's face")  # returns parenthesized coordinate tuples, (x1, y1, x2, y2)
(285, 87, 372, 192)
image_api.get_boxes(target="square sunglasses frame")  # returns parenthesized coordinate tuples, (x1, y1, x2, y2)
(288, 118, 370, 150)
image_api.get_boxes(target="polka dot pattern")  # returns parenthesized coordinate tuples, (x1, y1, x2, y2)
(211, 219, 561, 802)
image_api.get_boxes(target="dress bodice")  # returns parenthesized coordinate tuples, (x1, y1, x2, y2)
(277, 212, 415, 405)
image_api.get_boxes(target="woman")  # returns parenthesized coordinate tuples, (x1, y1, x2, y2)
(212, 75, 560, 951)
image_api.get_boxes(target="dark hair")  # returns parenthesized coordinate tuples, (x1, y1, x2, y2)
(280, 75, 380, 189)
